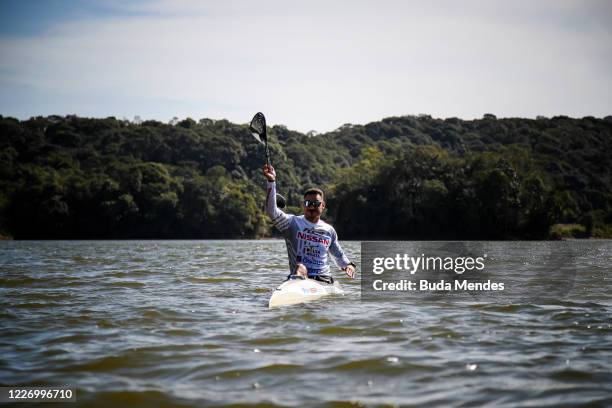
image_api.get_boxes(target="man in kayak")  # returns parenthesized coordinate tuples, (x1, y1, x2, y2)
(263, 164, 356, 283)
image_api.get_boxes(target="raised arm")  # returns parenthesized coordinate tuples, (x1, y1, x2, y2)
(263, 164, 292, 232)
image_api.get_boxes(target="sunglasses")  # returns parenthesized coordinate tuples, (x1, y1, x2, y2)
(303, 200, 322, 208)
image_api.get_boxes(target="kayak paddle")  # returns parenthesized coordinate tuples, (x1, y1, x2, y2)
(250, 112, 286, 209)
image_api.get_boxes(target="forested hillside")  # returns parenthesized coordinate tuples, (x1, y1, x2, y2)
(1, 114, 610, 239)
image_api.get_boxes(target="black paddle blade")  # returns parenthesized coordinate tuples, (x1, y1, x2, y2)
(249, 112, 267, 144)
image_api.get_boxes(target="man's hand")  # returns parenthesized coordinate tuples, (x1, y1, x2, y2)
(263, 164, 276, 182)
(344, 264, 356, 279)
(295, 263, 307, 278)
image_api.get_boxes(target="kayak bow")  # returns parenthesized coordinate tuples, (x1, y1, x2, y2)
(268, 277, 344, 308)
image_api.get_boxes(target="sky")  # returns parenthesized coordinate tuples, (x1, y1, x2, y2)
(0, 0, 611, 133)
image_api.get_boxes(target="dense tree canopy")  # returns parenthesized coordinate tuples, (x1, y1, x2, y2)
(0, 114, 610, 239)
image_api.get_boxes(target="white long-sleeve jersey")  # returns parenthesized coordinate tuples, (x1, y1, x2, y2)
(265, 181, 351, 278)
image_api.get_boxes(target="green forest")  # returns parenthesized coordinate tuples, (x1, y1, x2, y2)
(1, 113, 611, 239)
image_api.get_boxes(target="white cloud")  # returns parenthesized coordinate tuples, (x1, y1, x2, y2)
(1, 0, 611, 131)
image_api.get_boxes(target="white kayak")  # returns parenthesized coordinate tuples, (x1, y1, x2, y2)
(268, 277, 344, 308)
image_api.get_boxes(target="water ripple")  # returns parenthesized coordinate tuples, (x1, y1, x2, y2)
(0, 240, 610, 407)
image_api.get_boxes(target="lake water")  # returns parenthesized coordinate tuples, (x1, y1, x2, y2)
(0, 240, 611, 407)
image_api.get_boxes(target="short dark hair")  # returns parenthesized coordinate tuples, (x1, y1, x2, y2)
(303, 187, 324, 201)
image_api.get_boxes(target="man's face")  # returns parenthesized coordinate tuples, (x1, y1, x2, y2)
(303, 193, 325, 219)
